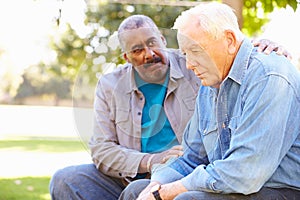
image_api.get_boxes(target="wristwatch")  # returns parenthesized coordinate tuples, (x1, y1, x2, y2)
(150, 184, 162, 200)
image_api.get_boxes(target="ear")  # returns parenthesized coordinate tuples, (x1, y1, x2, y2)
(161, 35, 167, 46)
(225, 30, 237, 55)
(123, 53, 130, 62)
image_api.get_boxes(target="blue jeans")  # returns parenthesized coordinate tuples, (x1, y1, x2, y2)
(119, 179, 300, 200)
(49, 164, 125, 200)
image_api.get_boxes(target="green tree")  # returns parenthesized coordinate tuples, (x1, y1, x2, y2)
(80, 0, 298, 85)
(67, 2, 195, 105)
(223, 0, 298, 36)
(19, 0, 297, 106)
(15, 64, 71, 105)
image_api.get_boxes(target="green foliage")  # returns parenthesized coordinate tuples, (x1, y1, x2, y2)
(70, 2, 193, 104)
(85, 2, 190, 66)
(242, 0, 298, 36)
(66, 0, 300, 90)
(15, 64, 71, 104)
(15, 0, 298, 103)
(49, 24, 89, 81)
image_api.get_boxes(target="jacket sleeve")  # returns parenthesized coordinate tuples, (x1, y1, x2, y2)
(89, 75, 147, 179)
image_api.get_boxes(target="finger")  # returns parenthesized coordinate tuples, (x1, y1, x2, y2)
(253, 39, 270, 52)
(162, 155, 180, 163)
(262, 45, 277, 55)
(271, 46, 293, 60)
(166, 149, 184, 156)
(274, 46, 284, 55)
(169, 145, 183, 150)
(251, 38, 269, 47)
(280, 50, 293, 60)
(137, 183, 156, 200)
(256, 44, 267, 53)
(285, 52, 293, 60)
(251, 39, 260, 46)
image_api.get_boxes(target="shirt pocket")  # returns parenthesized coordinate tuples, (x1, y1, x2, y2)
(228, 115, 240, 135)
(115, 108, 131, 134)
(200, 120, 218, 156)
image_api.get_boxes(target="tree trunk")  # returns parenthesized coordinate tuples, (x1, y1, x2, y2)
(222, 0, 244, 29)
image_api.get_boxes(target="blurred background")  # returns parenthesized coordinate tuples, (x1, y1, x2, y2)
(0, 0, 299, 199)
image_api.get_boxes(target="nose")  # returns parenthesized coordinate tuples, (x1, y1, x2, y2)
(144, 47, 155, 61)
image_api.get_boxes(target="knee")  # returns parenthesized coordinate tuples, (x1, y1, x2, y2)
(119, 179, 150, 200)
(49, 165, 79, 196)
(174, 191, 203, 200)
(174, 192, 190, 200)
(49, 169, 65, 193)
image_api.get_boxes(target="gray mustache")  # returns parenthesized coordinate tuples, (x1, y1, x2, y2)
(144, 57, 162, 68)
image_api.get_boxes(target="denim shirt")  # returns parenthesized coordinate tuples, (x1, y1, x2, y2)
(151, 38, 300, 194)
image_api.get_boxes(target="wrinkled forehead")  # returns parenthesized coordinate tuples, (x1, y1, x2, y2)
(119, 27, 161, 50)
(177, 32, 201, 52)
(177, 25, 208, 51)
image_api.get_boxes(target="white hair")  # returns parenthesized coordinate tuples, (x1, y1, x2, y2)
(173, 2, 243, 40)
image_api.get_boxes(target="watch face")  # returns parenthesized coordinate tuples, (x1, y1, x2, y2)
(151, 184, 161, 192)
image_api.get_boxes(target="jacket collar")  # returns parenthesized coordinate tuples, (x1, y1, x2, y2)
(227, 38, 253, 85)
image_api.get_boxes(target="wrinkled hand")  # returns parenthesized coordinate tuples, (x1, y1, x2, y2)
(152, 145, 183, 165)
(137, 182, 158, 200)
(137, 181, 187, 200)
(252, 38, 292, 60)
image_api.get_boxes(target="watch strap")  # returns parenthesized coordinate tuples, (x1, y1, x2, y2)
(152, 189, 162, 200)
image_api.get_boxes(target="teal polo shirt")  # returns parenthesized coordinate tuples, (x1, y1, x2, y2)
(134, 70, 179, 153)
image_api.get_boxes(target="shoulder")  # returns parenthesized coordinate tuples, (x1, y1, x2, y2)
(96, 63, 133, 93)
(100, 63, 131, 80)
(249, 51, 300, 82)
(98, 63, 131, 84)
(245, 51, 300, 97)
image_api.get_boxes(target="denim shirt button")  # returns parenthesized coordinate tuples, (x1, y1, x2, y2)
(222, 123, 226, 128)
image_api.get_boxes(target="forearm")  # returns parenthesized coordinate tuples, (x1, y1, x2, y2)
(160, 180, 188, 200)
(139, 154, 154, 173)
(90, 129, 146, 178)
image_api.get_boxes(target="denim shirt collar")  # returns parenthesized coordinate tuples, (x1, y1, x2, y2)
(227, 38, 253, 85)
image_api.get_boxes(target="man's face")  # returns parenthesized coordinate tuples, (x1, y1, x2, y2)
(121, 27, 169, 84)
(177, 23, 226, 88)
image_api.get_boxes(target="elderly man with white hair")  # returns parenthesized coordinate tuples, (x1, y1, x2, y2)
(120, 2, 300, 200)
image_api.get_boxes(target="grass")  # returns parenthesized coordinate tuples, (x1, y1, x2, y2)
(0, 177, 51, 200)
(0, 138, 88, 200)
(0, 138, 88, 152)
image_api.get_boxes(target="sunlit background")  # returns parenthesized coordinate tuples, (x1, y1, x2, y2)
(0, 0, 87, 102)
(1, 0, 299, 104)
(0, 0, 299, 199)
